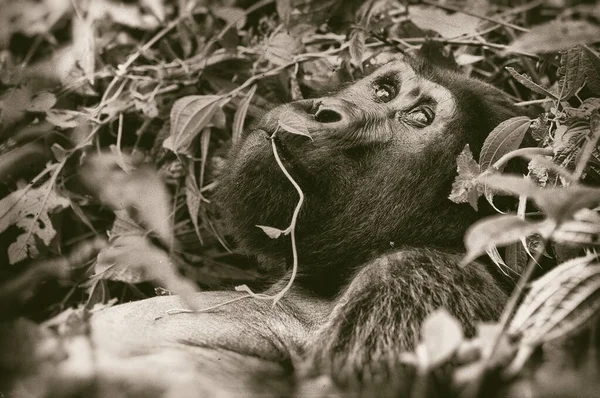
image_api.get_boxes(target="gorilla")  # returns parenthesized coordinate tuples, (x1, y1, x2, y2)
(85, 55, 525, 397)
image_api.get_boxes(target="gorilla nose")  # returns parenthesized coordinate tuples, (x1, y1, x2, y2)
(314, 106, 343, 124)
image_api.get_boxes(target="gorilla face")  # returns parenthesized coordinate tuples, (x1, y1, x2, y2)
(217, 56, 523, 283)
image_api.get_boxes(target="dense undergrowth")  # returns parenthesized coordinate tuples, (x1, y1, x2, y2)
(2, 0, 600, 396)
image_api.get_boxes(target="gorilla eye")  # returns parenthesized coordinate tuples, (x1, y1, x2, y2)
(373, 83, 396, 103)
(405, 106, 435, 127)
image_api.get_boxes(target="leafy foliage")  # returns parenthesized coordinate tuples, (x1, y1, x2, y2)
(2, 0, 600, 397)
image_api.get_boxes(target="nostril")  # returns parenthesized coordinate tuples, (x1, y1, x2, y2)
(314, 108, 343, 124)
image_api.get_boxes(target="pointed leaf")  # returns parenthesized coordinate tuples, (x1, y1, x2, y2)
(462, 214, 545, 266)
(480, 116, 532, 171)
(506, 67, 558, 100)
(232, 85, 257, 144)
(278, 109, 312, 139)
(256, 225, 287, 239)
(505, 20, 600, 54)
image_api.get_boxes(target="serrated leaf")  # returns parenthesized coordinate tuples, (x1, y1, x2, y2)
(421, 309, 464, 367)
(505, 20, 600, 54)
(557, 46, 586, 100)
(278, 109, 312, 139)
(449, 144, 483, 210)
(480, 116, 532, 171)
(582, 45, 600, 95)
(232, 85, 257, 145)
(169, 95, 224, 156)
(462, 214, 546, 266)
(506, 67, 558, 100)
(256, 225, 287, 239)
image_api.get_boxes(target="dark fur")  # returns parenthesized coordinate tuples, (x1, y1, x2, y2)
(216, 56, 525, 392)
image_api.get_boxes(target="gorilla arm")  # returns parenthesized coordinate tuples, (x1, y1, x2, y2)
(60, 290, 330, 398)
(299, 248, 507, 393)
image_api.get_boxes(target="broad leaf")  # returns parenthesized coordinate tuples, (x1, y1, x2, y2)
(479, 116, 532, 171)
(506, 67, 558, 100)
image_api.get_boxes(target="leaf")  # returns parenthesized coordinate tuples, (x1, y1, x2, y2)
(582, 45, 600, 95)
(278, 109, 312, 139)
(276, 0, 293, 26)
(213, 7, 246, 30)
(421, 309, 464, 367)
(232, 85, 257, 145)
(27, 92, 56, 112)
(481, 174, 600, 223)
(505, 20, 600, 54)
(265, 32, 302, 66)
(553, 219, 600, 247)
(462, 214, 546, 266)
(45, 109, 80, 129)
(510, 254, 596, 336)
(449, 144, 483, 210)
(510, 255, 600, 347)
(185, 160, 203, 244)
(409, 5, 480, 38)
(256, 225, 288, 239)
(93, 235, 200, 310)
(557, 46, 586, 100)
(169, 95, 224, 156)
(506, 67, 558, 99)
(140, 0, 165, 22)
(348, 30, 365, 69)
(79, 152, 173, 247)
(0, 179, 70, 264)
(72, 17, 95, 84)
(480, 117, 532, 171)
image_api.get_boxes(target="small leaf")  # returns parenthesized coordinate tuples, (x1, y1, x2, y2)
(278, 109, 312, 139)
(185, 160, 203, 245)
(462, 214, 545, 266)
(480, 116, 532, 171)
(505, 20, 600, 54)
(232, 85, 257, 145)
(557, 46, 586, 100)
(506, 67, 558, 100)
(348, 30, 365, 69)
(46, 109, 80, 129)
(256, 225, 287, 239)
(27, 92, 56, 112)
(421, 309, 464, 367)
(72, 17, 95, 84)
(213, 7, 246, 30)
(265, 32, 302, 66)
(276, 0, 293, 26)
(449, 144, 483, 210)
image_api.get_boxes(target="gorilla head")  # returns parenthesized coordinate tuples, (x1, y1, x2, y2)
(217, 56, 524, 290)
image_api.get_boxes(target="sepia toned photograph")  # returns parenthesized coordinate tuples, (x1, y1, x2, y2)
(1, 0, 600, 397)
